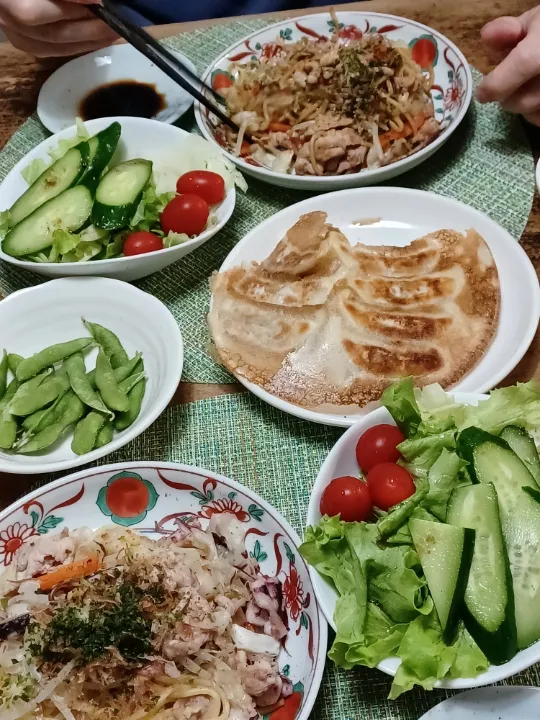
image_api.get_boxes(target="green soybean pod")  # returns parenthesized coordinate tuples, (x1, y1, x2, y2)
(71, 411, 107, 455)
(66, 353, 113, 417)
(118, 371, 146, 395)
(86, 352, 142, 387)
(95, 348, 129, 412)
(7, 353, 23, 375)
(8, 368, 52, 415)
(18, 394, 85, 454)
(10, 370, 70, 417)
(94, 420, 114, 449)
(114, 375, 146, 432)
(0, 378, 20, 450)
(83, 319, 128, 370)
(22, 389, 69, 435)
(0, 350, 8, 401)
(16, 338, 93, 382)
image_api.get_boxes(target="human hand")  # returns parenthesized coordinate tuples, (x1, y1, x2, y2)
(0, 0, 117, 57)
(476, 7, 540, 126)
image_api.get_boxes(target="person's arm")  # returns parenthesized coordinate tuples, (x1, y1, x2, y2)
(0, 0, 117, 57)
(476, 7, 540, 126)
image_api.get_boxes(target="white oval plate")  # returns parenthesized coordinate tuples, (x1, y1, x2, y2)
(0, 117, 235, 282)
(38, 44, 196, 134)
(214, 187, 540, 427)
(307, 394, 540, 689)
(0, 278, 183, 474)
(0, 461, 327, 720)
(420, 687, 540, 719)
(195, 11, 472, 190)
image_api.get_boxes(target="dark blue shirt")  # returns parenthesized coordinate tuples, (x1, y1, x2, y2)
(119, 0, 337, 24)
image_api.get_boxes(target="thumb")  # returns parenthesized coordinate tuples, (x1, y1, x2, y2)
(481, 15, 526, 52)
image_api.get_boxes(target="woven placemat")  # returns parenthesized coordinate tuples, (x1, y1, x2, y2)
(27, 390, 540, 719)
(0, 18, 535, 384)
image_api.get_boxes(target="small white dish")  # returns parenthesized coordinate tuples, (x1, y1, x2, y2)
(195, 11, 473, 190)
(38, 44, 196, 134)
(536, 158, 540, 194)
(0, 277, 183, 474)
(0, 117, 236, 282)
(419, 686, 540, 719)
(213, 187, 540, 427)
(307, 394, 540, 689)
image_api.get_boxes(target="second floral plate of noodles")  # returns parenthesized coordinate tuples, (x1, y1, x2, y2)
(195, 11, 473, 190)
(208, 187, 540, 427)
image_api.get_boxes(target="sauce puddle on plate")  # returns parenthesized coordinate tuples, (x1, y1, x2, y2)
(79, 80, 166, 120)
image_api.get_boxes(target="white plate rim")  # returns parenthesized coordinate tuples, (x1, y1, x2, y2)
(194, 10, 473, 187)
(0, 278, 184, 474)
(419, 686, 540, 718)
(212, 186, 540, 427)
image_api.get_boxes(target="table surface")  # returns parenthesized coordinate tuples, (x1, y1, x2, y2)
(0, 0, 538, 505)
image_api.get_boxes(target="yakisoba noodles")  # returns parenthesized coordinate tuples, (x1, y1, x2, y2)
(0, 519, 292, 719)
(220, 13, 440, 175)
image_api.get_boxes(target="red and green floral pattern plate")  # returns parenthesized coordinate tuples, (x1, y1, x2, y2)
(0, 462, 327, 720)
(195, 11, 473, 190)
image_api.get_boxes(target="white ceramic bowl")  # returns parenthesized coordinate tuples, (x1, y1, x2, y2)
(213, 187, 540, 427)
(37, 44, 197, 134)
(0, 117, 236, 282)
(0, 278, 183, 474)
(0, 461, 328, 720)
(307, 394, 540, 689)
(195, 11, 473, 190)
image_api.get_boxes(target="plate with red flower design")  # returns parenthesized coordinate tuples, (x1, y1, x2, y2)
(0, 461, 327, 720)
(195, 11, 473, 190)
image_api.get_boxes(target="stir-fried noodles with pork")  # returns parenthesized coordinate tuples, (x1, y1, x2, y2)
(220, 17, 440, 176)
(0, 518, 291, 720)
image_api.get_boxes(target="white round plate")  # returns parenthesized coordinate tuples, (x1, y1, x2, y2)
(0, 461, 327, 720)
(420, 687, 540, 719)
(307, 394, 540, 689)
(0, 117, 235, 282)
(38, 44, 196, 133)
(214, 187, 540, 427)
(0, 278, 183, 474)
(195, 11, 472, 190)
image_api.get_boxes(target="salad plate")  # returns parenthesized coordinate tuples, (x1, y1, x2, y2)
(0, 461, 327, 720)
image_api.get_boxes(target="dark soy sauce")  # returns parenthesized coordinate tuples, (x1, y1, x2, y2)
(79, 80, 166, 120)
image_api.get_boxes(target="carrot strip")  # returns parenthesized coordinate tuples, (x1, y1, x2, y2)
(379, 112, 427, 150)
(268, 122, 291, 133)
(38, 555, 100, 591)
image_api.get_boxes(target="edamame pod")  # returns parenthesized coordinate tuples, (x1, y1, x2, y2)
(18, 394, 84, 454)
(0, 350, 8, 401)
(7, 354, 23, 375)
(95, 348, 129, 412)
(8, 369, 52, 417)
(94, 420, 114, 449)
(83, 319, 128, 369)
(0, 379, 20, 450)
(66, 353, 113, 417)
(114, 374, 146, 432)
(16, 338, 93, 381)
(86, 352, 142, 387)
(118, 371, 146, 395)
(10, 370, 70, 417)
(71, 411, 106, 455)
(21, 389, 70, 435)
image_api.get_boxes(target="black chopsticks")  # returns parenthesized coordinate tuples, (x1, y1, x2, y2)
(89, 0, 240, 134)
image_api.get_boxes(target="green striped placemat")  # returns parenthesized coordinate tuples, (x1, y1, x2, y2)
(0, 18, 535, 386)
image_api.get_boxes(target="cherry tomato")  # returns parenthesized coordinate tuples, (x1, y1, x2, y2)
(355, 424, 406, 473)
(319, 476, 373, 522)
(123, 231, 164, 256)
(160, 194, 209, 237)
(176, 170, 225, 205)
(366, 463, 415, 511)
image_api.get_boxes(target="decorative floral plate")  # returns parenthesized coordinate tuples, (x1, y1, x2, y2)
(195, 11, 473, 190)
(0, 462, 327, 720)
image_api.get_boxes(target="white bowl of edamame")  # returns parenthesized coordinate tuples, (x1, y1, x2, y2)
(0, 117, 240, 282)
(0, 276, 183, 473)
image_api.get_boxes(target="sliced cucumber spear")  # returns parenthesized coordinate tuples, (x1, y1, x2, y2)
(500, 425, 540, 485)
(9, 141, 90, 226)
(79, 121, 121, 190)
(92, 158, 152, 230)
(447, 483, 517, 664)
(2, 185, 93, 258)
(409, 517, 475, 643)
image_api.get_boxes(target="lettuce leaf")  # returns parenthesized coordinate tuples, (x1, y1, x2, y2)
(460, 380, 540, 434)
(129, 181, 174, 231)
(424, 448, 468, 520)
(0, 210, 12, 240)
(398, 430, 457, 477)
(381, 377, 421, 436)
(21, 118, 89, 185)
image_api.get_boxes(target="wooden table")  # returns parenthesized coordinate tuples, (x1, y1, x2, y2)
(0, 0, 538, 506)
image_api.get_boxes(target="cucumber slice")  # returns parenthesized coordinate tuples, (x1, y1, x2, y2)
(9, 142, 90, 226)
(447, 483, 517, 664)
(500, 426, 540, 485)
(2, 185, 93, 258)
(409, 517, 475, 643)
(79, 122, 121, 189)
(92, 158, 152, 230)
